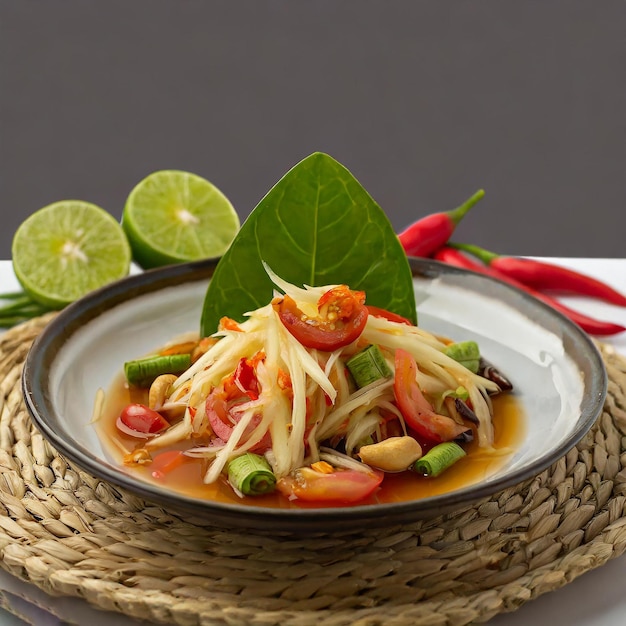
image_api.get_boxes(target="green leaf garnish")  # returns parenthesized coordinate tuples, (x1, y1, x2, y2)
(200, 152, 416, 336)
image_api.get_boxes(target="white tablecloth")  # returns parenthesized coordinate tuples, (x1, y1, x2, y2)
(1, 258, 626, 626)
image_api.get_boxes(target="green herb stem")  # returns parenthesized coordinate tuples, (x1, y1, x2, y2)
(0, 291, 53, 328)
(0, 316, 34, 328)
(0, 291, 31, 301)
(0, 299, 47, 316)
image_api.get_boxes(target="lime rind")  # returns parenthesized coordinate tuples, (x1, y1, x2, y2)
(12, 200, 131, 308)
(122, 170, 240, 269)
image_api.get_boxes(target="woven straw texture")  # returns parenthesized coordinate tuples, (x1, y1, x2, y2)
(2, 315, 626, 626)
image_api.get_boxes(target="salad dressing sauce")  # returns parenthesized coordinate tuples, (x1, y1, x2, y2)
(97, 375, 525, 509)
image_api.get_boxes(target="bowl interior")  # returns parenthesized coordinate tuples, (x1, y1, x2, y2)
(23, 259, 607, 531)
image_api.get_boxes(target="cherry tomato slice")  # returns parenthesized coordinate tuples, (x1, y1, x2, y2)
(393, 349, 471, 443)
(366, 305, 413, 326)
(276, 467, 383, 503)
(119, 403, 169, 434)
(275, 286, 368, 351)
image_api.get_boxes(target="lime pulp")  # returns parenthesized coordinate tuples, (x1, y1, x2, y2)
(121, 170, 240, 269)
(11, 200, 131, 309)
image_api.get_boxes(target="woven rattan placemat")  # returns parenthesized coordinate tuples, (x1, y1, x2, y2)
(1, 316, 626, 626)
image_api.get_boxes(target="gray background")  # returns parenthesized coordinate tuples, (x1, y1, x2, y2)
(1, 0, 625, 262)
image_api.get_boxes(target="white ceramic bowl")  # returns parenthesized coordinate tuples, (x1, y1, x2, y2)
(22, 258, 606, 532)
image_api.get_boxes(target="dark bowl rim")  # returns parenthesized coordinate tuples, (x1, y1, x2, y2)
(22, 257, 608, 532)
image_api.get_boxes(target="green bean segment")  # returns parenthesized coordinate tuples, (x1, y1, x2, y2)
(414, 442, 466, 477)
(227, 453, 276, 496)
(346, 344, 392, 388)
(124, 354, 191, 387)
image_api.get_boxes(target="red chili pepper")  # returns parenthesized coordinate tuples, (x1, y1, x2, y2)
(398, 189, 485, 257)
(433, 246, 626, 336)
(451, 242, 626, 307)
(433, 246, 482, 271)
(233, 357, 259, 400)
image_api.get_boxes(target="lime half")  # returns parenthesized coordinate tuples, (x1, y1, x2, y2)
(12, 201, 131, 309)
(122, 170, 240, 269)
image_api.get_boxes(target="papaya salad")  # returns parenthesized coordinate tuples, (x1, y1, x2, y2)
(103, 268, 515, 507)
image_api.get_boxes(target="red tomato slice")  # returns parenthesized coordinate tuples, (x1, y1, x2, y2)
(276, 467, 383, 503)
(150, 450, 187, 479)
(366, 305, 413, 326)
(393, 349, 471, 443)
(119, 403, 169, 434)
(275, 286, 368, 351)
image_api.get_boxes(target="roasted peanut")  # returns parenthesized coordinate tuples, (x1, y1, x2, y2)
(358, 436, 422, 472)
(148, 374, 178, 410)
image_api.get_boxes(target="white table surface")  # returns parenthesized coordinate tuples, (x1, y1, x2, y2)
(1, 258, 626, 626)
